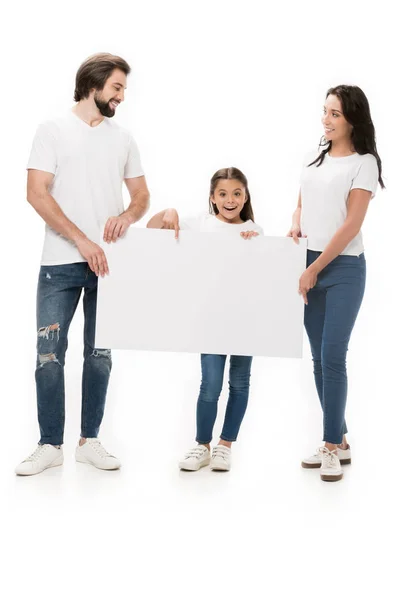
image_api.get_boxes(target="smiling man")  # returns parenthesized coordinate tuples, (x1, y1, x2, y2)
(16, 53, 150, 476)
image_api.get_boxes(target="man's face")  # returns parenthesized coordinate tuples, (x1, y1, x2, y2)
(94, 68, 127, 118)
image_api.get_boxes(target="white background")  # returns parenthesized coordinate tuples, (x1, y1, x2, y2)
(1, 0, 399, 598)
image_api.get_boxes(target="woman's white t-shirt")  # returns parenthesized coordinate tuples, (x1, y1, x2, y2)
(180, 213, 264, 235)
(300, 151, 379, 256)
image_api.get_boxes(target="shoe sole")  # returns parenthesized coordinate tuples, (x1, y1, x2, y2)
(320, 473, 343, 482)
(179, 459, 211, 471)
(211, 466, 230, 471)
(15, 456, 64, 476)
(301, 458, 351, 469)
(75, 456, 121, 470)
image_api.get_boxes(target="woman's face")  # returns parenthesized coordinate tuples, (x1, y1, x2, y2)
(322, 94, 353, 144)
(211, 179, 247, 223)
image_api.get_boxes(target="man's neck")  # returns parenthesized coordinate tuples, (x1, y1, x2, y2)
(73, 100, 104, 128)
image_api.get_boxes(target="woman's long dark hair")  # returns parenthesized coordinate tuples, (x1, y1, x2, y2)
(309, 85, 384, 188)
(209, 167, 255, 222)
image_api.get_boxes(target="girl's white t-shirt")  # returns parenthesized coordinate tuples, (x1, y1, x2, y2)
(180, 213, 264, 235)
(300, 151, 379, 256)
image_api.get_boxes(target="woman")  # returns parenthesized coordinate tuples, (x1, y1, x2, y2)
(288, 85, 384, 482)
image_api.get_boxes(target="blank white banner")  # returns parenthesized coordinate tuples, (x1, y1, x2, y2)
(95, 229, 307, 358)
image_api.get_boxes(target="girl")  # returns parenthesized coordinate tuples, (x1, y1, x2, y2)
(147, 167, 263, 471)
(288, 85, 384, 482)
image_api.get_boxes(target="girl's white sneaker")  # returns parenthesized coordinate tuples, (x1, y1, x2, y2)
(210, 445, 231, 471)
(179, 445, 211, 471)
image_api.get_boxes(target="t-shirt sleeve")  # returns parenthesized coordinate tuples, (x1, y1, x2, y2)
(27, 123, 57, 174)
(350, 155, 379, 199)
(124, 135, 145, 179)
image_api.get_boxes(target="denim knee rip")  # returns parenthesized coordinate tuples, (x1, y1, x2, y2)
(37, 323, 61, 367)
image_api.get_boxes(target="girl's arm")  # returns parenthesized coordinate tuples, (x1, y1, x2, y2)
(308, 189, 372, 275)
(147, 208, 180, 239)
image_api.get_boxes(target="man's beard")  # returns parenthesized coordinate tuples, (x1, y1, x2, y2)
(94, 91, 116, 118)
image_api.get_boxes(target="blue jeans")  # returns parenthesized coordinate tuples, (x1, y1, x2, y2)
(196, 354, 253, 444)
(304, 250, 366, 444)
(35, 263, 112, 445)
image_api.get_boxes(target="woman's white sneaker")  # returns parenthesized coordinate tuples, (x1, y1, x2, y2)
(15, 444, 63, 476)
(301, 444, 351, 469)
(179, 445, 211, 471)
(210, 445, 231, 471)
(319, 447, 343, 482)
(75, 438, 121, 470)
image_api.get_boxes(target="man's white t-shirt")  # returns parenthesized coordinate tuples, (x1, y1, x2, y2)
(27, 111, 144, 265)
(180, 213, 264, 235)
(300, 151, 379, 256)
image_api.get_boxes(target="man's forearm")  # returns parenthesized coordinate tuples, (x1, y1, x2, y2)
(123, 189, 150, 224)
(27, 187, 86, 244)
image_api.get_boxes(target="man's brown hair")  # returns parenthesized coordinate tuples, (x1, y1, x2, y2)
(74, 53, 131, 102)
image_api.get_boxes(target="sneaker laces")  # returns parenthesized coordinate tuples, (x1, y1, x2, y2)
(88, 439, 114, 458)
(24, 445, 46, 462)
(319, 446, 338, 468)
(184, 446, 207, 459)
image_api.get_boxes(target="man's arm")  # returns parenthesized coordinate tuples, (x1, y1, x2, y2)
(103, 175, 150, 243)
(27, 169, 109, 276)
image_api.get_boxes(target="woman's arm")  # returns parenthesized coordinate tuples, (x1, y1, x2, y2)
(287, 192, 305, 243)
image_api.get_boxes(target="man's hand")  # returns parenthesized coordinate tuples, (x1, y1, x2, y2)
(103, 214, 133, 243)
(76, 237, 109, 277)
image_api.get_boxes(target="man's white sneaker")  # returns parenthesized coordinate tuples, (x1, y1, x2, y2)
(179, 445, 210, 471)
(319, 447, 343, 482)
(15, 444, 63, 476)
(75, 438, 121, 470)
(301, 444, 351, 469)
(210, 445, 231, 471)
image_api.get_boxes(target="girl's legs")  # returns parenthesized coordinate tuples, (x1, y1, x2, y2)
(219, 355, 253, 447)
(196, 354, 226, 447)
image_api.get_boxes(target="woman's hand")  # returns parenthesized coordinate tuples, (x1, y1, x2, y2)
(240, 231, 259, 240)
(287, 223, 306, 244)
(298, 265, 318, 305)
(162, 208, 180, 239)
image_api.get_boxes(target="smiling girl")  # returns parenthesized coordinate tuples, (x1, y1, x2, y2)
(288, 85, 384, 482)
(147, 167, 263, 471)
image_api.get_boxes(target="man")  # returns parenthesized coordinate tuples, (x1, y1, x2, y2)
(16, 53, 150, 475)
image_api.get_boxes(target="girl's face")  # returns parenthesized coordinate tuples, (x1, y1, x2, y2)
(211, 179, 247, 224)
(322, 94, 353, 144)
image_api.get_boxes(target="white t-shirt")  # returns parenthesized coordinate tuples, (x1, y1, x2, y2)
(180, 213, 264, 235)
(27, 111, 144, 265)
(300, 151, 379, 256)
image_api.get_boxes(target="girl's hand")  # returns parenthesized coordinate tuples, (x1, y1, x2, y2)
(162, 208, 180, 239)
(240, 231, 259, 240)
(287, 223, 307, 244)
(298, 266, 318, 305)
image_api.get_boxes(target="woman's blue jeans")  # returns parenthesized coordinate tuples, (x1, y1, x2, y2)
(304, 250, 366, 444)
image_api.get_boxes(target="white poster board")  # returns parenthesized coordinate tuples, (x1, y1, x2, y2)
(95, 229, 307, 358)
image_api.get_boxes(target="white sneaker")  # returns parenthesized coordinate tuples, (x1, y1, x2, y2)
(15, 444, 63, 476)
(319, 447, 343, 482)
(179, 445, 211, 471)
(75, 438, 121, 470)
(301, 444, 351, 469)
(210, 445, 231, 471)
